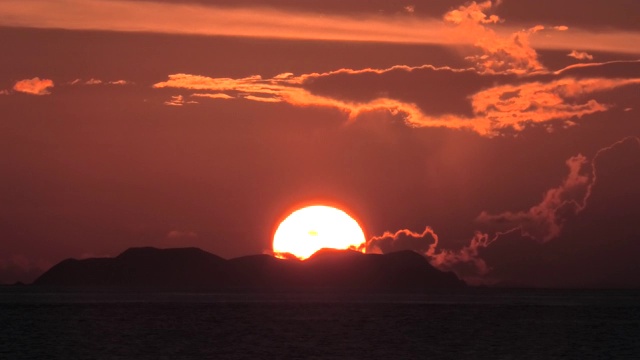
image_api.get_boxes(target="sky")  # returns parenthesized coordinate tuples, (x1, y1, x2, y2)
(1, 0, 639, 288)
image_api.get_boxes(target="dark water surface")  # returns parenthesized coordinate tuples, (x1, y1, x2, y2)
(1, 290, 639, 359)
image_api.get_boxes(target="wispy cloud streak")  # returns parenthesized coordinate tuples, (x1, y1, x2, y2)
(0, 0, 639, 54)
(153, 68, 640, 136)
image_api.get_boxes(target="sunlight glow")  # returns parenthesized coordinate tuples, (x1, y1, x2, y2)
(273, 205, 366, 259)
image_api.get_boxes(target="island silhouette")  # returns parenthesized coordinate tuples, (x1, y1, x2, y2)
(33, 247, 465, 292)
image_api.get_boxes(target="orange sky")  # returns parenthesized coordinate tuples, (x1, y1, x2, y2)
(1, 0, 639, 288)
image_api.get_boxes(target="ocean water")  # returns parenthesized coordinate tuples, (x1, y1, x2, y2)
(1, 290, 639, 359)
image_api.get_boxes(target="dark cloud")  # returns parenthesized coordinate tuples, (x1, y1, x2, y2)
(366, 227, 439, 255)
(476, 154, 590, 242)
(298, 61, 640, 135)
(476, 137, 640, 287)
(303, 66, 502, 118)
(360, 137, 640, 288)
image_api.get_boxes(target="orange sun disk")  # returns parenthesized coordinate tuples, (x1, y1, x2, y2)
(272, 205, 366, 259)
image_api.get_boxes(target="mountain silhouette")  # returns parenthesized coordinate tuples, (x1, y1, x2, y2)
(33, 247, 465, 291)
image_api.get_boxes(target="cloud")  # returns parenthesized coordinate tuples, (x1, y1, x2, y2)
(468, 77, 640, 133)
(429, 231, 495, 282)
(443, 1, 501, 25)
(0, 89, 9, 95)
(362, 226, 494, 285)
(153, 65, 640, 136)
(13, 77, 54, 95)
(476, 154, 590, 241)
(153, 74, 283, 94)
(365, 227, 439, 256)
(302, 63, 640, 134)
(85, 78, 103, 85)
(69, 78, 131, 86)
(369, 137, 640, 287)
(153, 71, 457, 131)
(153, 72, 407, 115)
(528, 28, 640, 55)
(163, 95, 198, 106)
(568, 50, 594, 61)
(477, 137, 640, 287)
(0, 0, 447, 45)
(300, 64, 487, 118)
(191, 93, 234, 100)
(1, 0, 639, 55)
(362, 226, 491, 284)
(443, 1, 545, 74)
(243, 95, 282, 103)
(555, 60, 640, 78)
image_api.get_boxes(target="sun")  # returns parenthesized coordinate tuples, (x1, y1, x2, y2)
(273, 205, 366, 259)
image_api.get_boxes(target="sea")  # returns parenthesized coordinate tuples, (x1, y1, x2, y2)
(1, 289, 639, 359)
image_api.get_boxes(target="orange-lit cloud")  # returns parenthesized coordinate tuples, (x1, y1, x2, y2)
(163, 95, 198, 106)
(568, 50, 594, 61)
(85, 78, 103, 85)
(70, 78, 131, 86)
(109, 80, 129, 85)
(154, 68, 640, 136)
(0, 89, 9, 95)
(0, 0, 447, 45)
(443, 1, 549, 74)
(154, 72, 400, 113)
(1, 0, 639, 55)
(529, 28, 640, 55)
(13, 77, 54, 95)
(153, 74, 283, 94)
(191, 93, 235, 100)
(444, 1, 501, 25)
(243, 95, 282, 103)
(554, 60, 640, 76)
(468, 77, 640, 133)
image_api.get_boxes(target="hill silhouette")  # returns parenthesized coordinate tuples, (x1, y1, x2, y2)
(33, 247, 465, 292)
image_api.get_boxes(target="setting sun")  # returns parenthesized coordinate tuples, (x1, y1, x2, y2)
(273, 205, 366, 259)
